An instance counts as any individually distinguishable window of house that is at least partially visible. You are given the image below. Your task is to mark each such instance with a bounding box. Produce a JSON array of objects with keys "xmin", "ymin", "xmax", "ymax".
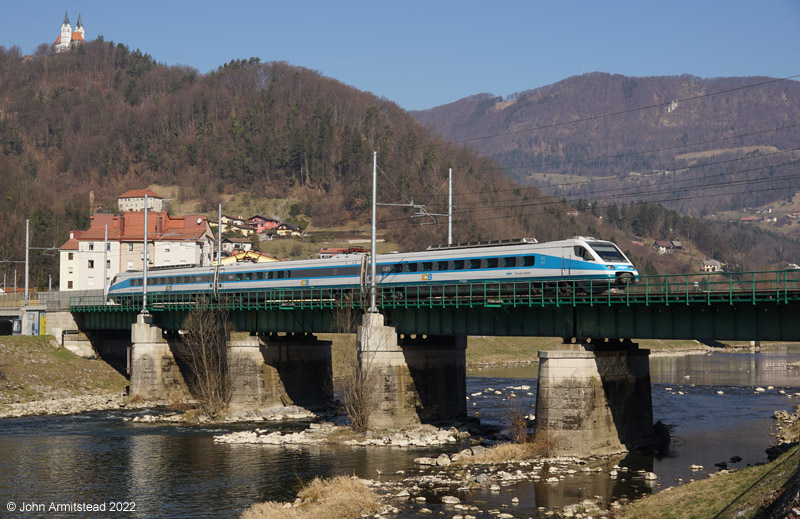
[
  {"xmin": 128, "ymin": 243, "xmax": 134, "ymax": 252},
  {"xmin": 165, "ymin": 246, "xmax": 170, "ymax": 253},
  {"xmin": 106, "ymin": 243, "xmax": 111, "ymax": 251},
  {"xmin": 87, "ymin": 277, "xmax": 95, "ymax": 286},
  {"xmin": 106, "ymin": 260, "xmax": 111, "ymax": 269},
  {"xmin": 68, "ymin": 252, "xmax": 74, "ymax": 260},
  {"xmin": 88, "ymin": 243, "xmax": 94, "ymax": 251},
  {"xmin": 127, "ymin": 261, "xmax": 134, "ymax": 270},
  {"xmin": 68, "ymin": 281, "xmax": 73, "ymax": 289},
  {"xmin": 88, "ymin": 260, "xmax": 94, "ymax": 269},
  {"xmin": 68, "ymin": 266, "xmax": 73, "ymax": 274}
]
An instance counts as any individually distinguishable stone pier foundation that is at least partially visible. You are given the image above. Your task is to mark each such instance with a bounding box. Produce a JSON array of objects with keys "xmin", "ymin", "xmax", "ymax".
[
  {"xmin": 229, "ymin": 333, "xmax": 332, "ymax": 410},
  {"xmin": 358, "ymin": 313, "xmax": 466, "ymax": 428},
  {"xmin": 129, "ymin": 313, "xmax": 189, "ymax": 400},
  {"xmin": 534, "ymin": 340, "xmax": 654, "ymax": 457}
]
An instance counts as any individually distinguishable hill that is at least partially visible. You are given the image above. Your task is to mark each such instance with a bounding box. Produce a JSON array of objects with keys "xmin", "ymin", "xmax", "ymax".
[
  {"xmin": 0, "ymin": 44, "xmax": 798, "ymax": 288},
  {"xmin": 411, "ymin": 73, "xmax": 800, "ymax": 221}
]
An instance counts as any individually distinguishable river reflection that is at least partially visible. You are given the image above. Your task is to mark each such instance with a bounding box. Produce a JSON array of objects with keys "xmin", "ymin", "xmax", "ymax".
[{"xmin": 1, "ymin": 347, "xmax": 799, "ymax": 518}]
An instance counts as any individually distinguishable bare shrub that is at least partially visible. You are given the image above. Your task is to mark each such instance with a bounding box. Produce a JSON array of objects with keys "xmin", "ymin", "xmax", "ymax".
[
  {"xmin": 175, "ymin": 296, "xmax": 232, "ymax": 417},
  {"xmin": 240, "ymin": 475, "xmax": 381, "ymax": 519},
  {"xmin": 505, "ymin": 395, "xmax": 534, "ymax": 444},
  {"xmin": 330, "ymin": 304, "xmax": 380, "ymax": 433}
]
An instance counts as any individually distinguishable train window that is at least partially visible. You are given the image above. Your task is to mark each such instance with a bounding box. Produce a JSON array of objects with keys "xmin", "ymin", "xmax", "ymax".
[
  {"xmin": 422, "ymin": 262, "xmax": 433, "ymax": 271},
  {"xmin": 437, "ymin": 261, "xmax": 449, "ymax": 271},
  {"xmin": 267, "ymin": 271, "xmax": 274, "ymax": 279},
  {"xmin": 452, "ymin": 260, "xmax": 464, "ymax": 270},
  {"xmin": 285, "ymin": 271, "xmax": 291, "ymax": 278},
  {"xmin": 522, "ymin": 256, "xmax": 535, "ymax": 267},
  {"xmin": 332, "ymin": 268, "xmax": 338, "ymax": 276},
  {"xmin": 574, "ymin": 246, "xmax": 594, "ymax": 261},
  {"xmin": 503, "ymin": 257, "xmax": 517, "ymax": 268},
  {"xmin": 468, "ymin": 259, "xmax": 481, "ymax": 269},
  {"xmin": 277, "ymin": 271, "xmax": 284, "ymax": 279},
  {"xmin": 486, "ymin": 258, "xmax": 499, "ymax": 268},
  {"xmin": 407, "ymin": 263, "xmax": 418, "ymax": 273},
  {"xmin": 392, "ymin": 264, "xmax": 403, "ymax": 273}
]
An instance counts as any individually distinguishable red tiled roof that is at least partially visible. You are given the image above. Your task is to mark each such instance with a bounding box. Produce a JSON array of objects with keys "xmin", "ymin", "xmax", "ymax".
[
  {"xmin": 59, "ymin": 230, "xmax": 84, "ymax": 250},
  {"xmin": 54, "ymin": 35, "xmax": 62, "ymax": 45},
  {"xmin": 118, "ymin": 189, "xmax": 163, "ymax": 199},
  {"xmin": 71, "ymin": 32, "xmax": 84, "ymax": 42},
  {"xmin": 64, "ymin": 212, "xmax": 209, "ymax": 245}
]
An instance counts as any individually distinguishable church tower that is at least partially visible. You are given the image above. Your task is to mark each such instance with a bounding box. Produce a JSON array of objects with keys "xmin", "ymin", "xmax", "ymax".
[
  {"xmin": 72, "ymin": 14, "xmax": 85, "ymax": 43},
  {"xmin": 55, "ymin": 11, "xmax": 72, "ymax": 52}
]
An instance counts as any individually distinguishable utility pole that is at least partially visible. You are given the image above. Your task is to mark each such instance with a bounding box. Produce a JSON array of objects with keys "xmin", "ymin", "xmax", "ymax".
[
  {"xmin": 24, "ymin": 219, "xmax": 29, "ymax": 306},
  {"xmin": 142, "ymin": 194, "xmax": 149, "ymax": 314},
  {"xmin": 448, "ymin": 168, "xmax": 453, "ymax": 246},
  {"xmin": 103, "ymin": 224, "xmax": 108, "ymax": 299},
  {"xmin": 369, "ymin": 151, "xmax": 378, "ymax": 313}
]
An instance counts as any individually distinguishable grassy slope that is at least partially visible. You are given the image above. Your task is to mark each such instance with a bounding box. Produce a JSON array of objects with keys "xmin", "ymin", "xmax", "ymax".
[
  {"xmin": 0, "ymin": 336, "xmax": 128, "ymax": 404},
  {"xmin": 615, "ymin": 446, "xmax": 798, "ymax": 519}
]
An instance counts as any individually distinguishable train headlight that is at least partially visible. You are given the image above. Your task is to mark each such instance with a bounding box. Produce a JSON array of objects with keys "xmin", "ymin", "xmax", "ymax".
[{"xmin": 605, "ymin": 265, "xmax": 616, "ymax": 270}]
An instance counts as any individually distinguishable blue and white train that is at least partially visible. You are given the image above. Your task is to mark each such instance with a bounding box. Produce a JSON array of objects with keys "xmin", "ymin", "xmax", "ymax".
[{"xmin": 107, "ymin": 237, "xmax": 638, "ymax": 301}]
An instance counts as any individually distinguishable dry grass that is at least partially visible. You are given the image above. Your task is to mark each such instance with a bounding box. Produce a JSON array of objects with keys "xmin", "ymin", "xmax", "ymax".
[
  {"xmin": 457, "ymin": 436, "xmax": 559, "ymax": 464},
  {"xmin": 613, "ymin": 445, "xmax": 798, "ymax": 519},
  {"xmin": 0, "ymin": 336, "xmax": 127, "ymax": 404},
  {"xmin": 240, "ymin": 476, "xmax": 381, "ymax": 519}
]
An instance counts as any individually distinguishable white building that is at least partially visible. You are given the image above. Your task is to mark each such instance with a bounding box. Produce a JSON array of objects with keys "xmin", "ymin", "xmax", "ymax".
[
  {"xmin": 117, "ymin": 189, "xmax": 167, "ymax": 212},
  {"xmin": 54, "ymin": 12, "xmax": 84, "ymax": 53},
  {"xmin": 59, "ymin": 211, "xmax": 214, "ymax": 292}
]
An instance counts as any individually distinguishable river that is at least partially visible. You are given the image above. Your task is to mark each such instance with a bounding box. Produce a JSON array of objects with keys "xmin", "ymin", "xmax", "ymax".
[{"xmin": 1, "ymin": 347, "xmax": 798, "ymax": 518}]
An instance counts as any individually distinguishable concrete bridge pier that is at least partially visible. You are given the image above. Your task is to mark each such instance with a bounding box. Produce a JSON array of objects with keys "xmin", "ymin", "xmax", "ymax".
[
  {"xmin": 229, "ymin": 333, "xmax": 332, "ymax": 410},
  {"xmin": 358, "ymin": 313, "xmax": 466, "ymax": 428},
  {"xmin": 129, "ymin": 313, "xmax": 189, "ymax": 400},
  {"xmin": 534, "ymin": 339, "xmax": 655, "ymax": 457}
]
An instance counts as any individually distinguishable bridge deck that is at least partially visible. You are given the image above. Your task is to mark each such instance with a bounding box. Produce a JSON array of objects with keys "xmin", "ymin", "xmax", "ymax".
[{"xmin": 68, "ymin": 270, "xmax": 800, "ymax": 312}]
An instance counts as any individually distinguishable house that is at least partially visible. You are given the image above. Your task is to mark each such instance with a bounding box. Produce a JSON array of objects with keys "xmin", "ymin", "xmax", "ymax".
[
  {"xmin": 117, "ymin": 189, "xmax": 166, "ymax": 212},
  {"xmin": 319, "ymin": 246, "xmax": 370, "ymax": 259},
  {"xmin": 248, "ymin": 215, "xmax": 281, "ymax": 234},
  {"xmin": 217, "ymin": 250, "xmax": 279, "ymax": 265},
  {"xmin": 701, "ymin": 259, "xmax": 722, "ymax": 272},
  {"xmin": 220, "ymin": 214, "xmax": 247, "ymax": 234},
  {"xmin": 276, "ymin": 222, "xmax": 302, "ymax": 237},
  {"xmin": 59, "ymin": 211, "xmax": 214, "ymax": 292},
  {"xmin": 652, "ymin": 240, "xmax": 676, "ymax": 254},
  {"xmin": 221, "ymin": 237, "xmax": 253, "ymax": 255}
]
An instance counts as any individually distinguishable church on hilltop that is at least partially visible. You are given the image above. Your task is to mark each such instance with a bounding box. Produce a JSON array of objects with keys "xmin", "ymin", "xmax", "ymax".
[{"xmin": 54, "ymin": 11, "xmax": 85, "ymax": 52}]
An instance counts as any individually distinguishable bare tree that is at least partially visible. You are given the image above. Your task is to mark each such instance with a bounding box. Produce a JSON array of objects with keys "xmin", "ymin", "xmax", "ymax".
[
  {"xmin": 177, "ymin": 297, "xmax": 232, "ymax": 417},
  {"xmin": 331, "ymin": 298, "xmax": 381, "ymax": 433}
]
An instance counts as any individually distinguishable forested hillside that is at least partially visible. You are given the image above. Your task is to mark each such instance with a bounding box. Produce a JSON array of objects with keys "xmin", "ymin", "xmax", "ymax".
[
  {"xmin": 412, "ymin": 73, "xmax": 800, "ymax": 217},
  {"xmin": 0, "ymin": 43, "xmax": 798, "ymax": 289}
]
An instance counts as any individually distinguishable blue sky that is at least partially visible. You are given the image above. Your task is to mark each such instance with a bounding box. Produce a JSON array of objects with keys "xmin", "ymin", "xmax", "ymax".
[{"xmin": 3, "ymin": 1, "xmax": 799, "ymax": 111}]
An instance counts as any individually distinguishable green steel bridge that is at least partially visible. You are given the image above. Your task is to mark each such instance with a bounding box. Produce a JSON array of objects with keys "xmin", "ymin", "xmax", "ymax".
[{"xmin": 70, "ymin": 270, "xmax": 800, "ymax": 342}]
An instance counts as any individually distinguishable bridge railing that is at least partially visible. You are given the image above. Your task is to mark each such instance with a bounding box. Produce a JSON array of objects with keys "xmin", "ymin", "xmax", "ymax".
[{"xmin": 69, "ymin": 269, "xmax": 800, "ymax": 312}]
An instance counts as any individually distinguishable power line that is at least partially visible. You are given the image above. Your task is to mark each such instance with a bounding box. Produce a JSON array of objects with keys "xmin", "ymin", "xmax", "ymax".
[
  {"xmin": 377, "ymin": 160, "xmax": 800, "ymax": 228},
  {"xmin": 446, "ymin": 148, "xmax": 800, "ymax": 211}
]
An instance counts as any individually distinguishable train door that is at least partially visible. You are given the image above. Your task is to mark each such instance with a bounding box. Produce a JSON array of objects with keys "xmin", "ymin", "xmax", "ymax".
[{"xmin": 561, "ymin": 247, "xmax": 572, "ymax": 277}]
